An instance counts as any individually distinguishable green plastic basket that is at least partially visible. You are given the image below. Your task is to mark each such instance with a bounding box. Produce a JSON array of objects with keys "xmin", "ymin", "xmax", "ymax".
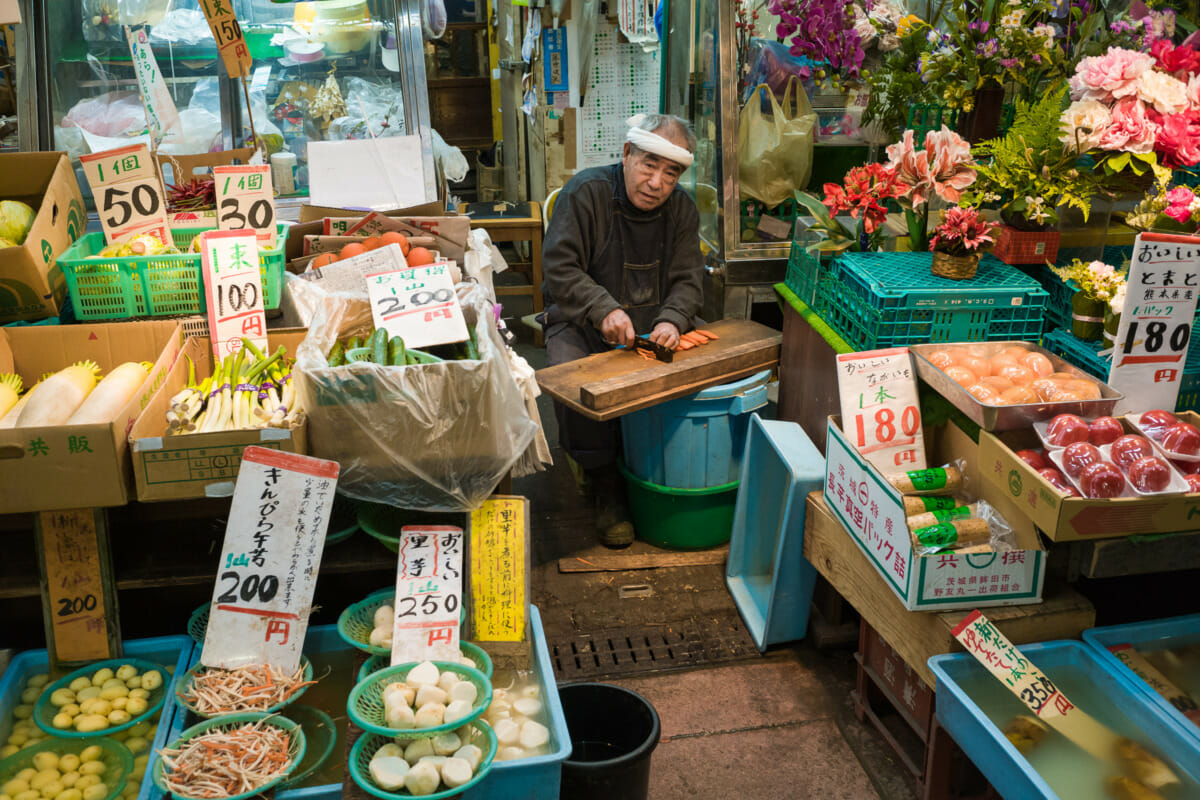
[
  {"xmin": 327, "ymin": 495, "xmax": 360, "ymax": 546},
  {"xmin": 348, "ymin": 719, "xmax": 498, "ymax": 800},
  {"xmin": 57, "ymin": 224, "xmax": 288, "ymax": 321},
  {"xmin": 278, "ymin": 705, "xmax": 337, "ymax": 790},
  {"xmin": 186, "ymin": 603, "xmax": 210, "ymax": 644},
  {"xmin": 174, "ymin": 657, "xmax": 315, "ymax": 718},
  {"xmin": 358, "ymin": 642, "xmax": 494, "ymax": 683},
  {"xmin": 0, "ymin": 736, "xmax": 134, "ymax": 800},
  {"xmin": 152, "ymin": 712, "xmax": 306, "ymax": 800},
  {"xmin": 33, "ymin": 658, "xmax": 170, "ymax": 738},
  {"xmin": 347, "ymin": 662, "xmax": 492, "ymax": 737},
  {"xmin": 339, "ymin": 589, "xmax": 469, "ymax": 656}
]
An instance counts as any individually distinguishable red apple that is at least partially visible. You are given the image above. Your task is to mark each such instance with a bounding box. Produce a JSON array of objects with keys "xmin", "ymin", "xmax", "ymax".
[
  {"xmin": 1080, "ymin": 462, "xmax": 1127, "ymax": 498},
  {"xmin": 1128, "ymin": 456, "xmax": 1173, "ymax": 493},
  {"xmin": 1046, "ymin": 414, "xmax": 1090, "ymax": 446},
  {"xmin": 1162, "ymin": 423, "xmax": 1200, "ymax": 456},
  {"xmin": 1111, "ymin": 435, "xmax": 1156, "ymax": 471},
  {"xmin": 1138, "ymin": 409, "xmax": 1178, "ymax": 440},
  {"xmin": 1016, "ymin": 449, "xmax": 1048, "ymax": 471},
  {"xmin": 1088, "ymin": 416, "xmax": 1124, "ymax": 446},
  {"xmin": 1186, "ymin": 474, "xmax": 1200, "ymax": 493},
  {"xmin": 1061, "ymin": 442, "xmax": 1104, "ymax": 478},
  {"xmin": 1037, "ymin": 467, "xmax": 1080, "ymax": 496}
]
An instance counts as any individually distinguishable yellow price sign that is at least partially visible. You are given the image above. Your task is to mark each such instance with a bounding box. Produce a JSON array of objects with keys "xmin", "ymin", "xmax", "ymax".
[{"xmin": 468, "ymin": 497, "xmax": 529, "ymax": 643}]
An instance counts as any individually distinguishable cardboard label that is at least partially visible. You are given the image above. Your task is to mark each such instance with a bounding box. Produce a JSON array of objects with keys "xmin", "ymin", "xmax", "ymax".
[
  {"xmin": 198, "ymin": 0, "xmax": 252, "ymax": 78},
  {"xmin": 469, "ymin": 497, "xmax": 528, "ymax": 643},
  {"xmin": 214, "ymin": 164, "xmax": 277, "ymax": 248},
  {"xmin": 199, "ymin": 230, "xmax": 268, "ymax": 359},
  {"xmin": 126, "ymin": 28, "xmax": 181, "ymax": 145},
  {"xmin": 543, "ymin": 27, "xmax": 569, "ymax": 92},
  {"xmin": 201, "ymin": 447, "xmax": 339, "ymax": 671},
  {"xmin": 367, "ymin": 263, "xmax": 469, "ymax": 349},
  {"xmin": 1111, "ymin": 233, "xmax": 1200, "ymax": 414},
  {"xmin": 837, "ymin": 348, "xmax": 926, "ymax": 472},
  {"xmin": 1109, "ymin": 644, "xmax": 1200, "ymax": 725},
  {"xmin": 391, "ymin": 526, "xmax": 464, "ymax": 665},
  {"xmin": 41, "ymin": 510, "xmax": 111, "ymax": 663},
  {"xmin": 79, "ymin": 144, "xmax": 171, "ymax": 244}
]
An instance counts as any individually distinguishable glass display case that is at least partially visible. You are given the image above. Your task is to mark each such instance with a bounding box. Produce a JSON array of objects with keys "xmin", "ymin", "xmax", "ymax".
[{"xmin": 22, "ymin": 0, "xmax": 435, "ymax": 209}]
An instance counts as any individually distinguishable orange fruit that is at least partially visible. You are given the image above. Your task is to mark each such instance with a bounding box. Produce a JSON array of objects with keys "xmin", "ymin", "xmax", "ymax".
[
  {"xmin": 309, "ymin": 252, "xmax": 337, "ymax": 270},
  {"xmin": 380, "ymin": 231, "xmax": 410, "ymax": 254},
  {"xmin": 363, "ymin": 236, "xmax": 383, "ymax": 251},
  {"xmin": 406, "ymin": 246, "xmax": 434, "ymax": 266},
  {"xmin": 340, "ymin": 242, "xmax": 367, "ymax": 259}
]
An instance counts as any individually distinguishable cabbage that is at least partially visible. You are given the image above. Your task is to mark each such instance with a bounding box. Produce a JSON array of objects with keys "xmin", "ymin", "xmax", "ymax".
[
  {"xmin": 0, "ymin": 236, "xmax": 17, "ymax": 249},
  {"xmin": 0, "ymin": 200, "xmax": 35, "ymax": 245}
]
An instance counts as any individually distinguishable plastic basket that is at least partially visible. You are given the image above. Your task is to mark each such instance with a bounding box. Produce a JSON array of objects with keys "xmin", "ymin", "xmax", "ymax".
[
  {"xmin": 174, "ymin": 657, "xmax": 315, "ymax": 718},
  {"xmin": 347, "ymin": 662, "xmax": 492, "ymax": 738},
  {"xmin": 784, "ymin": 239, "xmax": 830, "ymax": 309},
  {"xmin": 152, "ymin": 712, "xmax": 306, "ymax": 800},
  {"xmin": 0, "ymin": 736, "xmax": 134, "ymax": 800},
  {"xmin": 32, "ymin": 658, "xmax": 170, "ymax": 739},
  {"xmin": 186, "ymin": 602, "xmax": 210, "ymax": 644},
  {"xmin": 338, "ymin": 590, "xmax": 398, "ymax": 656},
  {"xmin": 358, "ymin": 642, "xmax": 495, "ymax": 684},
  {"xmin": 58, "ymin": 225, "xmax": 288, "ymax": 321},
  {"xmin": 906, "ymin": 102, "xmax": 1014, "ymax": 140},
  {"xmin": 993, "ymin": 226, "xmax": 1060, "ymax": 265},
  {"xmin": 1015, "ymin": 264, "xmax": 1075, "ymax": 330},
  {"xmin": 348, "ymin": 719, "xmax": 498, "ymax": 800},
  {"xmin": 278, "ymin": 705, "xmax": 338, "ymax": 791}
]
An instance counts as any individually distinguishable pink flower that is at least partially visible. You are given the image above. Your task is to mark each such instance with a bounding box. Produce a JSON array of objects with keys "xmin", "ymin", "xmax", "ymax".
[
  {"xmin": 1190, "ymin": 74, "xmax": 1200, "ymax": 111},
  {"xmin": 1099, "ymin": 97, "xmax": 1159, "ymax": 153},
  {"xmin": 1070, "ymin": 48, "xmax": 1157, "ymax": 104},
  {"xmin": 1155, "ymin": 110, "xmax": 1200, "ymax": 167},
  {"xmin": 1164, "ymin": 187, "xmax": 1198, "ymax": 222},
  {"xmin": 1151, "ymin": 39, "xmax": 1200, "ymax": 80},
  {"xmin": 1138, "ymin": 69, "xmax": 1191, "ymax": 115},
  {"xmin": 885, "ymin": 126, "xmax": 976, "ymax": 209}
]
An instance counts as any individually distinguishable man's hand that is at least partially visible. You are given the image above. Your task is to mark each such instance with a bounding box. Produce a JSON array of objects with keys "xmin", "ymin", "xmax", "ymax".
[
  {"xmin": 648, "ymin": 321, "xmax": 680, "ymax": 351},
  {"xmin": 601, "ymin": 309, "xmax": 636, "ymax": 348}
]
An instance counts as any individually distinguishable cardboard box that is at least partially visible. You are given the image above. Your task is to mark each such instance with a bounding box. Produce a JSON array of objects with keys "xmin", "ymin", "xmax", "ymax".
[
  {"xmin": 979, "ymin": 413, "xmax": 1200, "ymax": 542},
  {"xmin": 130, "ymin": 331, "xmax": 309, "ymax": 502},
  {"xmin": 0, "ymin": 152, "xmax": 87, "ymax": 322},
  {"xmin": 824, "ymin": 416, "xmax": 1046, "ymax": 610},
  {"xmin": 0, "ymin": 321, "xmax": 182, "ymax": 512}
]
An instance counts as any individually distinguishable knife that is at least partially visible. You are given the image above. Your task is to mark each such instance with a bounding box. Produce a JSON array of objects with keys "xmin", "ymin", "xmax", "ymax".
[{"xmin": 615, "ymin": 335, "xmax": 674, "ymax": 363}]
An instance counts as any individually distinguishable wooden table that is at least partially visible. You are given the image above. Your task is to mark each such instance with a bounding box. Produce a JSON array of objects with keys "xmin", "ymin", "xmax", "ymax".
[{"xmin": 458, "ymin": 202, "xmax": 544, "ymax": 344}]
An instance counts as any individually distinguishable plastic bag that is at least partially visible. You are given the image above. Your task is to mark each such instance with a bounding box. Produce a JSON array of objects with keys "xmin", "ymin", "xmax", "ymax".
[
  {"xmin": 327, "ymin": 77, "xmax": 407, "ymax": 139},
  {"xmin": 910, "ymin": 499, "xmax": 1017, "ymax": 557},
  {"xmin": 295, "ymin": 283, "xmax": 540, "ymax": 510},
  {"xmin": 741, "ymin": 39, "xmax": 815, "ymax": 105},
  {"xmin": 432, "ymin": 129, "xmax": 468, "ymax": 183},
  {"xmin": 423, "ymin": 0, "xmax": 448, "ymax": 40},
  {"xmin": 149, "ymin": 9, "xmax": 214, "ymax": 45},
  {"xmin": 737, "ymin": 79, "xmax": 815, "ymax": 208},
  {"xmin": 62, "ymin": 90, "xmax": 146, "ymax": 138},
  {"xmin": 159, "ymin": 108, "xmax": 222, "ymax": 156}
]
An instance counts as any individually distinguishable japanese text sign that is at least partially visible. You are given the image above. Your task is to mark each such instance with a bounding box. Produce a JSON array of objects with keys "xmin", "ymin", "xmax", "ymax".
[
  {"xmin": 367, "ymin": 263, "xmax": 469, "ymax": 349},
  {"xmin": 1110, "ymin": 233, "xmax": 1200, "ymax": 415},
  {"xmin": 200, "ymin": 230, "xmax": 268, "ymax": 359},
  {"xmin": 1108, "ymin": 644, "xmax": 1200, "ymax": 726},
  {"xmin": 79, "ymin": 144, "xmax": 171, "ymax": 245},
  {"xmin": 468, "ymin": 497, "xmax": 529, "ymax": 643},
  {"xmin": 202, "ymin": 447, "xmax": 339, "ymax": 671},
  {"xmin": 214, "ymin": 164, "xmax": 277, "ymax": 248},
  {"xmin": 198, "ymin": 0, "xmax": 252, "ymax": 78},
  {"xmin": 391, "ymin": 526, "xmax": 464, "ymax": 665},
  {"xmin": 837, "ymin": 348, "xmax": 927, "ymax": 472},
  {"xmin": 40, "ymin": 510, "xmax": 111, "ymax": 663},
  {"xmin": 126, "ymin": 28, "xmax": 181, "ymax": 145}
]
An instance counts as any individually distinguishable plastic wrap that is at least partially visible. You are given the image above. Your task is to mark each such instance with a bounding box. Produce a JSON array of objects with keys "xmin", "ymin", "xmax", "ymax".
[
  {"xmin": 295, "ymin": 284, "xmax": 540, "ymax": 510},
  {"xmin": 910, "ymin": 499, "xmax": 1017, "ymax": 557},
  {"xmin": 327, "ymin": 77, "xmax": 407, "ymax": 140},
  {"xmin": 741, "ymin": 39, "xmax": 815, "ymax": 105}
]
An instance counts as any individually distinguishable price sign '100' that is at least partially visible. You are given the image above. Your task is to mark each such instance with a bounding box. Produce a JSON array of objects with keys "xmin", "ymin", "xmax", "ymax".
[{"xmin": 214, "ymin": 281, "xmax": 261, "ymax": 316}]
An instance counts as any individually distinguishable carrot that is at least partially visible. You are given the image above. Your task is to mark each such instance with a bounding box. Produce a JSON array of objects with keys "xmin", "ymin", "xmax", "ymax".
[
  {"xmin": 695, "ymin": 329, "xmax": 719, "ymax": 340},
  {"xmin": 683, "ymin": 330, "xmax": 705, "ymax": 344},
  {"xmin": 677, "ymin": 340, "xmax": 695, "ymax": 350}
]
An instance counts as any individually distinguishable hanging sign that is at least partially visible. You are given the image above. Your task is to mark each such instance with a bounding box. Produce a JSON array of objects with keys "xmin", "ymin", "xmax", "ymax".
[
  {"xmin": 201, "ymin": 447, "xmax": 339, "ymax": 671},
  {"xmin": 79, "ymin": 144, "xmax": 171, "ymax": 245},
  {"xmin": 1110, "ymin": 233, "xmax": 1200, "ymax": 415},
  {"xmin": 391, "ymin": 526, "xmax": 464, "ymax": 665},
  {"xmin": 468, "ymin": 496, "xmax": 529, "ymax": 644},
  {"xmin": 200, "ymin": 229, "xmax": 268, "ymax": 359},
  {"xmin": 214, "ymin": 164, "xmax": 277, "ymax": 248},
  {"xmin": 837, "ymin": 348, "xmax": 927, "ymax": 472},
  {"xmin": 366, "ymin": 263, "xmax": 469, "ymax": 349},
  {"xmin": 126, "ymin": 27, "xmax": 182, "ymax": 145},
  {"xmin": 40, "ymin": 510, "xmax": 112, "ymax": 663},
  {"xmin": 198, "ymin": 0, "xmax": 253, "ymax": 78}
]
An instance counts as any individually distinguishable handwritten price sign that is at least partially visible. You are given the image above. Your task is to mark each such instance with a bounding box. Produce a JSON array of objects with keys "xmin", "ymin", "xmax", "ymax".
[
  {"xmin": 392, "ymin": 526, "xmax": 464, "ymax": 665},
  {"xmin": 202, "ymin": 448, "xmax": 339, "ymax": 672},
  {"xmin": 837, "ymin": 348, "xmax": 926, "ymax": 472},
  {"xmin": 198, "ymin": 0, "xmax": 252, "ymax": 78},
  {"xmin": 79, "ymin": 144, "xmax": 171, "ymax": 245},
  {"xmin": 40, "ymin": 510, "xmax": 113, "ymax": 663},
  {"xmin": 214, "ymin": 164, "xmax": 277, "ymax": 248},
  {"xmin": 200, "ymin": 229, "xmax": 268, "ymax": 359},
  {"xmin": 366, "ymin": 263, "xmax": 469, "ymax": 350}
]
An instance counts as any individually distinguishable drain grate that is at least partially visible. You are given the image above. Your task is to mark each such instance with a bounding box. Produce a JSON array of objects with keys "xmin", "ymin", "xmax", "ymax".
[{"xmin": 549, "ymin": 614, "xmax": 760, "ymax": 681}]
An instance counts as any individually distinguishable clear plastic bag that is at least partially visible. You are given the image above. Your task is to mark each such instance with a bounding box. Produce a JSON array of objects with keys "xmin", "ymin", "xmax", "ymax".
[
  {"xmin": 327, "ymin": 77, "xmax": 407, "ymax": 139},
  {"xmin": 295, "ymin": 283, "xmax": 540, "ymax": 510},
  {"xmin": 423, "ymin": 0, "xmax": 448, "ymax": 40}
]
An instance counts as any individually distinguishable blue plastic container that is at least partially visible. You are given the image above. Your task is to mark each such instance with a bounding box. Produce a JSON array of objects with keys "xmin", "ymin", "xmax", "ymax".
[
  {"xmin": 620, "ymin": 369, "xmax": 771, "ymax": 488},
  {"xmin": 1082, "ymin": 613, "xmax": 1200, "ymax": 749},
  {"xmin": 726, "ymin": 416, "xmax": 824, "ymax": 651},
  {"xmin": 0, "ymin": 635, "xmax": 194, "ymax": 800},
  {"xmin": 930, "ymin": 640, "xmax": 1200, "ymax": 800}
]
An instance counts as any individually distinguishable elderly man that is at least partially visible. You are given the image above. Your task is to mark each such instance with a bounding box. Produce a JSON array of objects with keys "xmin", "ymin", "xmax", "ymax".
[{"xmin": 541, "ymin": 113, "xmax": 704, "ymax": 547}]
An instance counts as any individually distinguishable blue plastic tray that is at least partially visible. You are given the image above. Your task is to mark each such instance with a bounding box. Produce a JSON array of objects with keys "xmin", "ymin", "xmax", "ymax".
[
  {"xmin": 1082, "ymin": 613, "xmax": 1200, "ymax": 749},
  {"xmin": 930, "ymin": 640, "xmax": 1200, "ymax": 800},
  {"xmin": 726, "ymin": 415, "xmax": 823, "ymax": 651}
]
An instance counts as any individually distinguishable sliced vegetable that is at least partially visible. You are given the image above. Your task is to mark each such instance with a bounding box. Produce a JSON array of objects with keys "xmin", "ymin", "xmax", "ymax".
[
  {"xmin": 16, "ymin": 361, "xmax": 101, "ymax": 427},
  {"xmin": 66, "ymin": 361, "xmax": 152, "ymax": 424}
]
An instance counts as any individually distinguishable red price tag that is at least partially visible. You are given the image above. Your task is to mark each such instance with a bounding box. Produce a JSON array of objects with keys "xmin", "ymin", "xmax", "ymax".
[{"xmin": 837, "ymin": 348, "xmax": 927, "ymax": 471}]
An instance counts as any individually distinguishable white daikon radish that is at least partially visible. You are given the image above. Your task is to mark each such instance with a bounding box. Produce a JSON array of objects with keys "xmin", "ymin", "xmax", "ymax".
[
  {"xmin": 444, "ymin": 700, "xmax": 473, "ymax": 726},
  {"xmin": 416, "ymin": 686, "xmax": 447, "ymax": 708},
  {"xmin": 17, "ymin": 362, "xmax": 100, "ymax": 427},
  {"xmin": 369, "ymin": 755, "xmax": 410, "ymax": 791},
  {"xmin": 386, "ymin": 702, "xmax": 416, "ymax": 729},
  {"xmin": 454, "ymin": 744, "xmax": 483, "ymax": 771},
  {"xmin": 513, "ymin": 697, "xmax": 541, "ymax": 717},
  {"xmin": 404, "ymin": 761, "xmax": 441, "ymax": 796},
  {"xmin": 415, "ymin": 702, "xmax": 446, "ymax": 728},
  {"xmin": 520, "ymin": 720, "xmax": 550, "ymax": 749},
  {"xmin": 497, "ymin": 746, "xmax": 524, "ymax": 761},
  {"xmin": 494, "ymin": 718, "xmax": 520, "ymax": 746},
  {"xmin": 406, "ymin": 662, "xmax": 440, "ymax": 688},
  {"xmin": 450, "ymin": 681, "xmax": 478, "ymax": 705},
  {"xmin": 66, "ymin": 362, "xmax": 150, "ymax": 424},
  {"xmin": 437, "ymin": 672, "xmax": 459, "ymax": 694},
  {"xmin": 373, "ymin": 605, "xmax": 395, "ymax": 629},
  {"xmin": 432, "ymin": 732, "xmax": 461, "ymax": 756},
  {"xmin": 0, "ymin": 390, "xmax": 33, "ymax": 428},
  {"xmin": 0, "ymin": 373, "xmax": 21, "ymax": 419},
  {"xmin": 404, "ymin": 738, "xmax": 434, "ymax": 763},
  {"xmin": 441, "ymin": 757, "xmax": 473, "ymax": 789}
]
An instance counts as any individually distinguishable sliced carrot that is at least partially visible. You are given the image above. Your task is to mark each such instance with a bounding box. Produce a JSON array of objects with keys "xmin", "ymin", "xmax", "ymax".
[
  {"xmin": 695, "ymin": 329, "xmax": 719, "ymax": 340},
  {"xmin": 677, "ymin": 340, "xmax": 695, "ymax": 350},
  {"xmin": 684, "ymin": 330, "xmax": 707, "ymax": 344}
]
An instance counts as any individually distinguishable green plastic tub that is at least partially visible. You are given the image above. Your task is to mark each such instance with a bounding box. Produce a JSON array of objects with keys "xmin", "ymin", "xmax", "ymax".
[{"xmin": 617, "ymin": 462, "xmax": 738, "ymax": 549}]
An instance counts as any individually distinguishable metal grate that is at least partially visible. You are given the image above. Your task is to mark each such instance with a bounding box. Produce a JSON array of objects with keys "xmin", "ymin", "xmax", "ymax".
[{"xmin": 549, "ymin": 614, "xmax": 760, "ymax": 681}]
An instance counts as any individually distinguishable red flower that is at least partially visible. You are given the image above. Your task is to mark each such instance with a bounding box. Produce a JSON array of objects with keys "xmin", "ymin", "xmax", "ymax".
[
  {"xmin": 822, "ymin": 164, "xmax": 907, "ymax": 233},
  {"xmin": 1151, "ymin": 39, "xmax": 1200, "ymax": 80},
  {"xmin": 1155, "ymin": 109, "xmax": 1200, "ymax": 168}
]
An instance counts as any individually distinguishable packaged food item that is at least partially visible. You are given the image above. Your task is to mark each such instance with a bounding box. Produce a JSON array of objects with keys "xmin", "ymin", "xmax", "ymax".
[{"xmin": 886, "ymin": 463, "xmax": 963, "ymax": 495}]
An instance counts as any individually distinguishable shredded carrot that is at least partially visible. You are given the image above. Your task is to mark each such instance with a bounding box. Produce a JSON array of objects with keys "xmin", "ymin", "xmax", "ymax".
[
  {"xmin": 159, "ymin": 718, "xmax": 295, "ymax": 799},
  {"xmin": 183, "ymin": 664, "xmax": 315, "ymax": 715}
]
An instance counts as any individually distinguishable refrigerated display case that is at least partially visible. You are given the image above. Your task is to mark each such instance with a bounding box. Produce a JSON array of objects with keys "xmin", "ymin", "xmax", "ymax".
[{"xmin": 20, "ymin": 0, "xmax": 436, "ymax": 212}]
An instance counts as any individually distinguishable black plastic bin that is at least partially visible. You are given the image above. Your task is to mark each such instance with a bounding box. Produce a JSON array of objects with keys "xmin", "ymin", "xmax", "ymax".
[{"xmin": 558, "ymin": 682, "xmax": 661, "ymax": 800}]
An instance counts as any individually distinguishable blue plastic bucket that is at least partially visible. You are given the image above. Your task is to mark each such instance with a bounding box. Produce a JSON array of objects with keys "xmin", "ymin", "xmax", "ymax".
[{"xmin": 620, "ymin": 369, "xmax": 771, "ymax": 488}]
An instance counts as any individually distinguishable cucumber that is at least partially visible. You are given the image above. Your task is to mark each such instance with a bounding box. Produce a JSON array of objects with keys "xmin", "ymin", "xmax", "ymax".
[
  {"xmin": 346, "ymin": 336, "xmax": 364, "ymax": 352},
  {"xmin": 465, "ymin": 325, "xmax": 480, "ymax": 360},
  {"xmin": 389, "ymin": 336, "xmax": 407, "ymax": 366},
  {"xmin": 372, "ymin": 329, "xmax": 389, "ymax": 365},
  {"xmin": 328, "ymin": 341, "xmax": 346, "ymax": 367}
]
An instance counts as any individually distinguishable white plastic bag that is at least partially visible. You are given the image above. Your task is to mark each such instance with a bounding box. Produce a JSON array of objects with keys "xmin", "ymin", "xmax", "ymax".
[
  {"xmin": 432, "ymin": 129, "xmax": 468, "ymax": 183},
  {"xmin": 423, "ymin": 0, "xmax": 447, "ymax": 40}
]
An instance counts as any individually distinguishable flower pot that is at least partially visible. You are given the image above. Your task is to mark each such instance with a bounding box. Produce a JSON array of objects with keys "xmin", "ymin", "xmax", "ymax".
[
  {"xmin": 931, "ymin": 250, "xmax": 981, "ymax": 280},
  {"xmin": 1103, "ymin": 306, "xmax": 1122, "ymax": 349},
  {"xmin": 1072, "ymin": 293, "xmax": 1105, "ymax": 342},
  {"xmin": 993, "ymin": 225, "xmax": 1061, "ymax": 265},
  {"xmin": 957, "ymin": 86, "xmax": 1006, "ymax": 144}
]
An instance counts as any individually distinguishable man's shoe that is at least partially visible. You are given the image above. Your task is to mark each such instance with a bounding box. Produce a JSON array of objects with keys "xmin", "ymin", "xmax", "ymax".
[{"xmin": 589, "ymin": 464, "xmax": 636, "ymax": 548}]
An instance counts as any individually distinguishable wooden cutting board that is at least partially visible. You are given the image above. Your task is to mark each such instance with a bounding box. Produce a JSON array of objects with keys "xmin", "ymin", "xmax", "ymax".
[{"xmin": 535, "ymin": 318, "xmax": 782, "ymax": 421}]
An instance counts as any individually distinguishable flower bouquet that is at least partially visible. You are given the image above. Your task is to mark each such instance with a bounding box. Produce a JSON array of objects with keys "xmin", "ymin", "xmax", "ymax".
[
  {"xmin": 928, "ymin": 206, "xmax": 998, "ymax": 279},
  {"xmin": 1127, "ymin": 182, "xmax": 1200, "ymax": 231},
  {"xmin": 885, "ymin": 125, "xmax": 977, "ymax": 250},
  {"xmin": 1052, "ymin": 258, "xmax": 1128, "ymax": 340},
  {"xmin": 793, "ymin": 163, "xmax": 908, "ymax": 253}
]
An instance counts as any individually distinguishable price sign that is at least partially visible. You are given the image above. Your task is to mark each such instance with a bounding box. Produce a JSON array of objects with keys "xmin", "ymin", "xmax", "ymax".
[
  {"xmin": 468, "ymin": 497, "xmax": 529, "ymax": 645},
  {"xmin": 391, "ymin": 526, "xmax": 464, "ymax": 665},
  {"xmin": 79, "ymin": 144, "xmax": 171, "ymax": 244},
  {"xmin": 214, "ymin": 164, "xmax": 277, "ymax": 248},
  {"xmin": 1110, "ymin": 233, "xmax": 1200, "ymax": 415},
  {"xmin": 126, "ymin": 28, "xmax": 181, "ymax": 145},
  {"xmin": 1108, "ymin": 644, "xmax": 1200, "ymax": 725},
  {"xmin": 202, "ymin": 447, "xmax": 339, "ymax": 671},
  {"xmin": 39, "ymin": 510, "xmax": 115, "ymax": 664},
  {"xmin": 200, "ymin": 229, "xmax": 268, "ymax": 359},
  {"xmin": 198, "ymin": 0, "xmax": 252, "ymax": 78},
  {"xmin": 366, "ymin": 263, "xmax": 470, "ymax": 349},
  {"xmin": 837, "ymin": 348, "xmax": 926, "ymax": 472}
]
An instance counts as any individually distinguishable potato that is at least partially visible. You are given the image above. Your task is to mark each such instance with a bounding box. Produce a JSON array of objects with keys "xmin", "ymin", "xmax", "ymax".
[
  {"xmin": 14, "ymin": 791, "xmax": 41, "ymax": 800},
  {"xmin": 29, "ymin": 773, "xmax": 58, "ymax": 791},
  {"xmin": 107, "ymin": 710, "xmax": 131, "ymax": 726},
  {"xmin": 39, "ymin": 781, "xmax": 64, "ymax": 798},
  {"xmin": 139, "ymin": 671, "xmax": 162, "ymax": 692},
  {"xmin": 15, "ymin": 772, "xmax": 36, "ymax": 784},
  {"xmin": 122, "ymin": 677, "xmax": 140, "ymax": 690},
  {"xmin": 108, "ymin": 698, "xmax": 126, "ymax": 711},
  {"xmin": 99, "ymin": 687, "xmax": 127, "ymax": 702},
  {"xmin": 0, "ymin": 746, "xmax": 19, "ymax": 759},
  {"xmin": 27, "ymin": 675, "xmax": 49, "ymax": 689},
  {"xmin": 60, "ymin": 704, "xmax": 80, "ymax": 718},
  {"xmin": 78, "ymin": 746, "xmax": 102, "ymax": 763},
  {"xmin": 90, "ymin": 669, "xmax": 114, "ymax": 687},
  {"xmin": 127, "ymin": 689, "xmax": 148, "ymax": 701},
  {"xmin": 78, "ymin": 700, "xmax": 110, "ymax": 717},
  {"xmin": 122, "ymin": 737, "xmax": 148, "ymax": 756},
  {"xmin": 80, "ymin": 786, "xmax": 106, "ymax": 800},
  {"xmin": 114, "ymin": 666, "xmax": 137, "ymax": 682},
  {"xmin": 57, "ymin": 757, "xmax": 79, "ymax": 775},
  {"xmin": 19, "ymin": 688, "xmax": 40, "ymax": 705},
  {"xmin": 100, "ymin": 679, "xmax": 125, "ymax": 692},
  {"xmin": 31, "ymin": 753, "xmax": 58, "ymax": 773},
  {"xmin": 74, "ymin": 688, "xmax": 100, "ymax": 703},
  {"xmin": 54, "ymin": 790, "xmax": 82, "ymax": 800},
  {"xmin": 57, "ymin": 774, "xmax": 78, "ymax": 789},
  {"xmin": 51, "ymin": 714, "xmax": 73, "ymax": 731},
  {"xmin": 49, "ymin": 690, "xmax": 75, "ymax": 708},
  {"xmin": 2, "ymin": 782, "xmax": 29, "ymax": 797},
  {"xmin": 71, "ymin": 778, "xmax": 98, "ymax": 792},
  {"xmin": 124, "ymin": 698, "xmax": 148, "ymax": 717},
  {"xmin": 7, "ymin": 732, "xmax": 27, "ymax": 746},
  {"xmin": 67, "ymin": 678, "xmax": 91, "ymax": 694},
  {"xmin": 77, "ymin": 763, "xmax": 105, "ymax": 778},
  {"xmin": 74, "ymin": 714, "xmax": 109, "ymax": 733}
]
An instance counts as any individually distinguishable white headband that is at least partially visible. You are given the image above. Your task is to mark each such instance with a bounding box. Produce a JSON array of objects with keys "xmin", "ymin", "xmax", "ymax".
[{"xmin": 625, "ymin": 114, "xmax": 694, "ymax": 168}]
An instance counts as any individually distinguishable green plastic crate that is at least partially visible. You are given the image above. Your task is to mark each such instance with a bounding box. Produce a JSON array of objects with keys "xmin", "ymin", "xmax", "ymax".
[
  {"xmin": 784, "ymin": 239, "xmax": 831, "ymax": 309},
  {"xmin": 58, "ymin": 224, "xmax": 288, "ymax": 321},
  {"xmin": 906, "ymin": 103, "xmax": 1015, "ymax": 140}
]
